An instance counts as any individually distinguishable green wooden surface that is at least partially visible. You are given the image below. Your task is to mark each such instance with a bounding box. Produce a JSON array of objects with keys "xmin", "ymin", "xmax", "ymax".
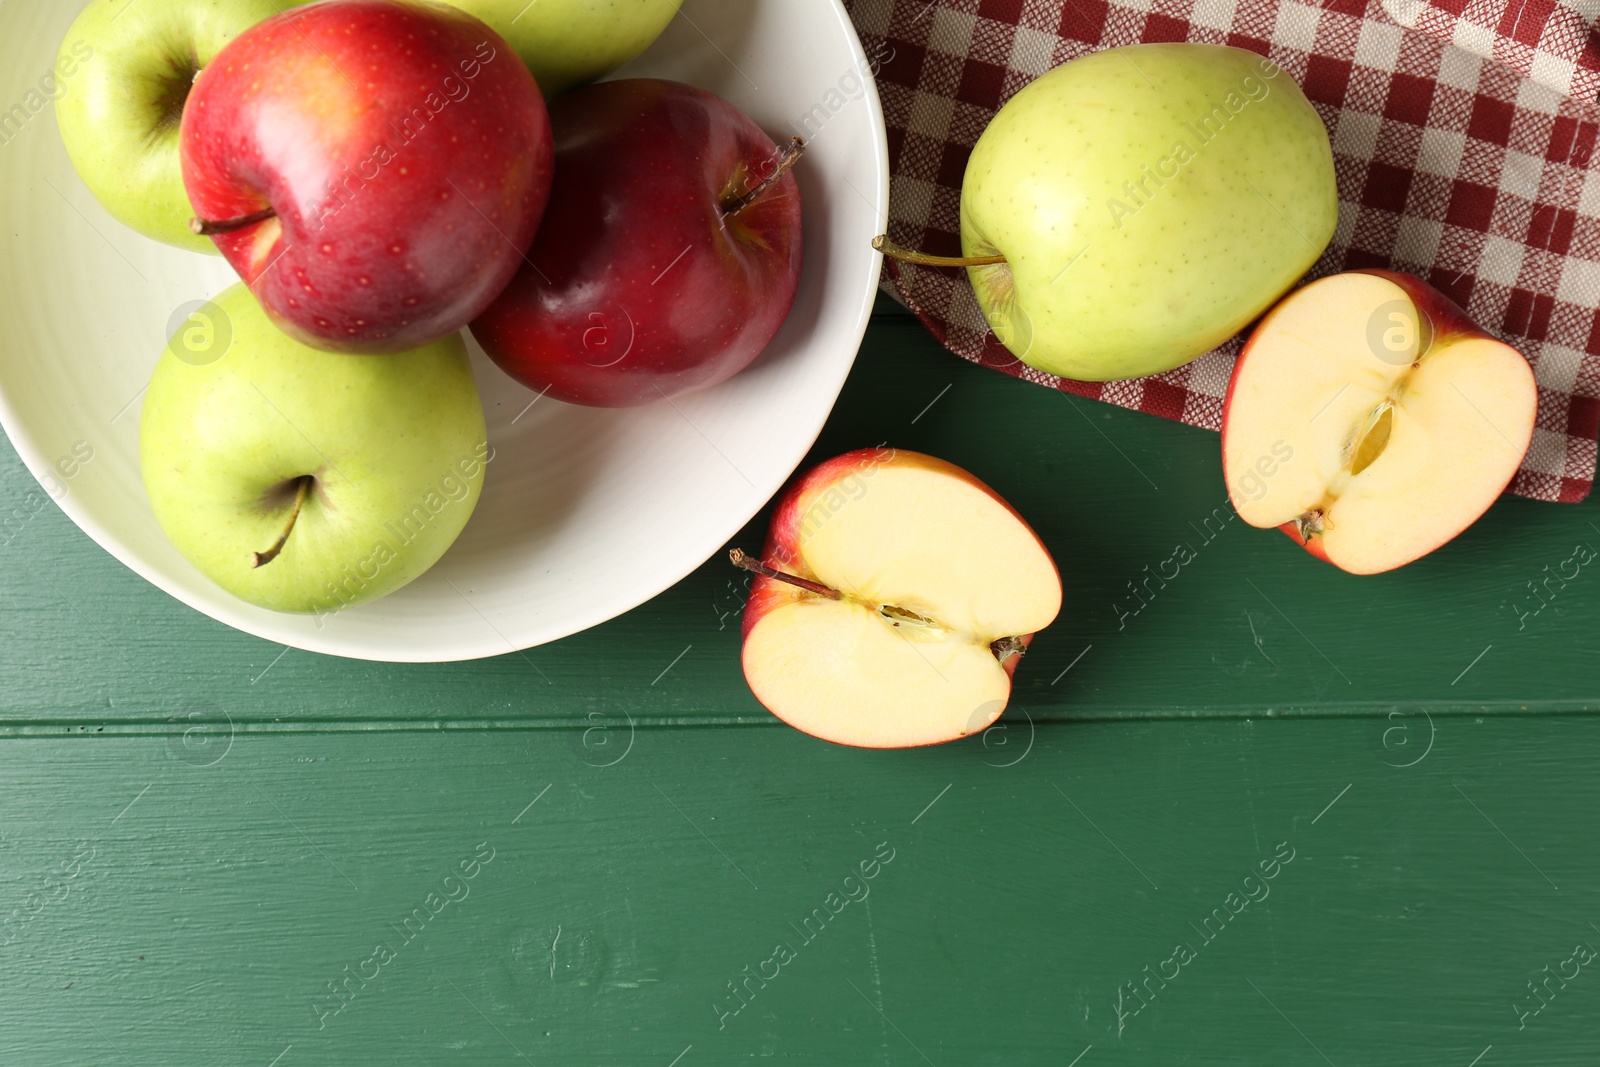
[
  {"xmin": 3, "ymin": 300, "xmax": 1599, "ymax": 1064},
  {"xmin": 2, "ymin": 720, "xmax": 1598, "ymax": 1065},
  {"xmin": 4, "ymin": 297, "xmax": 1600, "ymax": 729}
]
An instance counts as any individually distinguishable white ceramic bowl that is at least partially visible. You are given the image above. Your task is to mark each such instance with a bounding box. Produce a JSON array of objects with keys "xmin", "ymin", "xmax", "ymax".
[{"xmin": 0, "ymin": 0, "xmax": 888, "ymax": 661}]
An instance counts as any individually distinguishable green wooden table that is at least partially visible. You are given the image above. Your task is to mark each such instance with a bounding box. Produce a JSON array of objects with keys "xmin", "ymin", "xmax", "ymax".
[{"xmin": 3, "ymin": 298, "xmax": 1598, "ymax": 1065}]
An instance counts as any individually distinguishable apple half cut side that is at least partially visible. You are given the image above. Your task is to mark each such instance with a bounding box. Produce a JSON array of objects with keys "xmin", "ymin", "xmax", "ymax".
[
  {"xmin": 737, "ymin": 449, "xmax": 1062, "ymax": 749},
  {"xmin": 1221, "ymin": 269, "xmax": 1538, "ymax": 575}
]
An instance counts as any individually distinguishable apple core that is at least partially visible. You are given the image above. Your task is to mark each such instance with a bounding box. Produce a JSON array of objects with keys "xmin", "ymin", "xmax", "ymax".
[{"xmin": 731, "ymin": 549, "xmax": 1028, "ymax": 666}]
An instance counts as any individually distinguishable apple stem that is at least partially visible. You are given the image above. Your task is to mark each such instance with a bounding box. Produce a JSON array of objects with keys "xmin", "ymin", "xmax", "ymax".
[
  {"xmin": 253, "ymin": 475, "xmax": 314, "ymax": 569},
  {"xmin": 191, "ymin": 206, "xmax": 278, "ymax": 237},
  {"xmin": 728, "ymin": 548, "xmax": 841, "ymax": 600},
  {"xmin": 990, "ymin": 636, "xmax": 1026, "ymax": 663},
  {"xmin": 722, "ymin": 138, "xmax": 806, "ymax": 218},
  {"xmin": 871, "ymin": 235, "xmax": 1007, "ymax": 268}
]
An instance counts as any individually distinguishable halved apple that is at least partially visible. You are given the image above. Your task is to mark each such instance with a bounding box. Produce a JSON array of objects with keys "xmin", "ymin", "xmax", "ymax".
[
  {"xmin": 1222, "ymin": 270, "xmax": 1537, "ymax": 575},
  {"xmin": 736, "ymin": 449, "xmax": 1062, "ymax": 749}
]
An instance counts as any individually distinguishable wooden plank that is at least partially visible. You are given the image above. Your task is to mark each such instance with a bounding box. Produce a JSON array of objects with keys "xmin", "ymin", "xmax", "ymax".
[
  {"xmin": 0, "ymin": 716, "xmax": 1594, "ymax": 1064},
  {"xmin": 1, "ymin": 310, "xmax": 1596, "ymax": 724}
]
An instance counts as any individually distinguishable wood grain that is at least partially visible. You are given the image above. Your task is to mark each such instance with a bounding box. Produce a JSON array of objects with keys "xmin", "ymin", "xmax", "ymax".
[
  {"xmin": 0, "ymin": 718, "xmax": 1595, "ymax": 1064},
  {"xmin": 1, "ymin": 307, "xmax": 1598, "ymax": 727},
  {"xmin": 1, "ymin": 303, "xmax": 1597, "ymax": 1065}
]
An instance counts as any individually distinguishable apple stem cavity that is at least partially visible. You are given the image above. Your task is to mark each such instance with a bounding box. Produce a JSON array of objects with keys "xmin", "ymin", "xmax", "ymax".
[
  {"xmin": 722, "ymin": 137, "xmax": 806, "ymax": 219},
  {"xmin": 870, "ymin": 235, "xmax": 1007, "ymax": 268},
  {"xmin": 728, "ymin": 548, "xmax": 840, "ymax": 600},
  {"xmin": 191, "ymin": 205, "xmax": 278, "ymax": 237},
  {"xmin": 152, "ymin": 61, "xmax": 200, "ymax": 140},
  {"xmin": 253, "ymin": 475, "xmax": 314, "ymax": 569}
]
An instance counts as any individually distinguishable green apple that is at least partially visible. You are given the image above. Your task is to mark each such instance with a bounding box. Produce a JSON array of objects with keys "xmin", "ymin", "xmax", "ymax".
[
  {"xmin": 55, "ymin": 0, "xmax": 294, "ymax": 253},
  {"xmin": 879, "ymin": 44, "xmax": 1338, "ymax": 382},
  {"xmin": 141, "ymin": 283, "xmax": 490, "ymax": 615},
  {"xmin": 438, "ymin": 0, "xmax": 681, "ymax": 97}
]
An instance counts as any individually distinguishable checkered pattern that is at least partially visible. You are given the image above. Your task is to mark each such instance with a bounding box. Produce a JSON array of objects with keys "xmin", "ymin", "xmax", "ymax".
[
  {"xmin": 845, "ymin": 0, "xmax": 1600, "ymax": 502},
  {"xmin": 1388, "ymin": 0, "xmax": 1600, "ymax": 102}
]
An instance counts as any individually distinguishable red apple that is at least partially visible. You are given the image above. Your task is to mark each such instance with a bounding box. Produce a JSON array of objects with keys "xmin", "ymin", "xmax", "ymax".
[
  {"xmin": 180, "ymin": 0, "xmax": 552, "ymax": 353},
  {"xmin": 1222, "ymin": 269, "xmax": 1537, "ymax": 574},
  {"xmin": 469, "ymin": 78, "xmax": 803, "ymax": 407},
  {"xmin": 735, "ymin": 449, "xmax": 1062, "ymax": 749}
]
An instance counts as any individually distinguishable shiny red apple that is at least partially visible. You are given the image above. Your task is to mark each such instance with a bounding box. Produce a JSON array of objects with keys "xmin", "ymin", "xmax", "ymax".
[
  {"xmin": 180, "ymin": 0, "xmax": 552, "ymax": 353},
  {"xmin": 470, "ymin": 78, "xmax": 803, "ymax": 407}
]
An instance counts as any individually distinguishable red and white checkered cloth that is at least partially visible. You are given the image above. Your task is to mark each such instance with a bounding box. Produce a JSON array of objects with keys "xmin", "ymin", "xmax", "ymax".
[{"xmin": 844, "ymin": 0, "xmax": 1600, "ymax": 502}]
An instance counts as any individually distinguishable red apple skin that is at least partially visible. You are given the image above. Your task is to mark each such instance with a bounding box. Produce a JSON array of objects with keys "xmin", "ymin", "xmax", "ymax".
[
  {"xmin": 740, "ymin": 449, "xmax": 1054, "ymax": 694},
  {"xmin": 181, "ymin": 0, "xmax": 552, "ymax": 353},
  {"xmin": 470, "ymin": 78, "xmax": 802, "ymax": 407},
  {"xmin": 1221, "ymin": 268, "xmax": 1531, "ymax": 568}
]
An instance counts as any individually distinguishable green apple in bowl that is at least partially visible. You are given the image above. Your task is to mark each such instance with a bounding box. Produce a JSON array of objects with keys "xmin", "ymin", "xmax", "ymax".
[
  {"xmin": 141, "ymin": 284, "xmax": 489, "ymax": 615},
  {"xmin": 55, "ymin": 0, "xmax": 295, "ymax": 253},
  {"xmin": 438, "ymin": 0, "xmax": 681, "ymax": 96},
  {"xmin": 877, "ymin": 43, "xmax": 1338, "ymax": 382}
]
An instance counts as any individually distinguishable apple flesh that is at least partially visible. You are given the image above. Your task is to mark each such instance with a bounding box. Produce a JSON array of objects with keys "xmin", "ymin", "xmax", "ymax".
[
  {"xmin": 1222, "ymin": 270, "xmax": 1537, "ymax": 574},
  {"xmin": 470, "ymin": 78, "xmax": 802, "ymax": 407},
  {"xmin": 141, "ymin": 283, "xmax": 489, "ymax": 614},
  {"xmin": 180, "ymin": 0, "xmax": 552, "ymax": 353},
  {"xmin": 738, "ymin": 449, "xmax": 1061, "ymax": 749},
  {"xmin": 877, "ymin": 43, "xmax": 1337, "ymax": 381},
  {"xmin": 436, "ymin": 0, "xmax": 682, "ymax": 97},
  {"xmin": 55, "ymin": 0, "xmax": 296, "ymax": 253}
]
